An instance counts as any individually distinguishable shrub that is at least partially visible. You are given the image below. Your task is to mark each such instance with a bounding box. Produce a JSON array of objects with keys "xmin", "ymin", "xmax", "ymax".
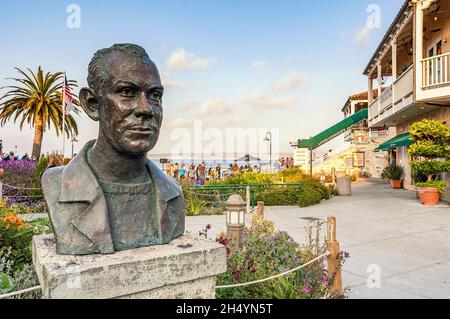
[
  {"xmin": 0, "ymin": 213, "xmax": 52, "ymax": 272},
  {"xmin": 35, "ymin": 156, "xmax": 49, "ymax": 177},
  {"xmin": 409, "ymin": 119, "xmax": 450, "ymax": 185},
  {"xmin": 408, "ymin": 119, "xmax": 450, "ymax": 159},
  {"xmin": 186, "ymin": 196, "xmax": 207, "ymax": 216},
  {"xmin": 254, "ymin": 186, "xmax": 302, "ymax": 206},
  {"xmin": 0, "ymin": 249, "xmax": 41, "ymax": 299},
  {"xmin": 415, "ymin": 181, "xmax": 446, "ymax": 193},
  {"xmin": 215, "ymin": 219, "xmax": 348, "ymax": 299},
  {"xmin": 411, "ymin": 160, "xmax": 450, "ymax": 183},
  {"xmin": 208, "ymin": 172, "xmax": 273, "ymax": 186},
  {"xmin": 184, "ymin": 169, "xmax": 331, "ymax": 212},
  {"xmin": 382, "ymin": 164, "xmax": 404, "ymax": 181},
  {"xmin": 0, "ymin": 160, "xmax": 44, "ymax": 209},
  {"xmin": 297, "ymin": 188, "xmax": 323, "ymax": 207}
]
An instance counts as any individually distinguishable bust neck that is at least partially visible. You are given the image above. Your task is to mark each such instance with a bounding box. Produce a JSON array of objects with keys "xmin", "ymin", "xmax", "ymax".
[{"xmin": 87, "ymin": 136, "xmax": 149, "ymax": 184}]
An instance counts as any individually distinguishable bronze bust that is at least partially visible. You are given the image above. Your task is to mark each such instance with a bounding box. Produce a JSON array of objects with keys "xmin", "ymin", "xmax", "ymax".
[{"xmin": 42, "ymin": 44, "xmax": 185, "ymax": 255}]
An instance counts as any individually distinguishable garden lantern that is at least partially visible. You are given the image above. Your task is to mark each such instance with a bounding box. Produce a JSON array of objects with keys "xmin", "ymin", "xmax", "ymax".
[{"xmin": 225, "ymin": 194, "xmax": 246, "ymax": 249}]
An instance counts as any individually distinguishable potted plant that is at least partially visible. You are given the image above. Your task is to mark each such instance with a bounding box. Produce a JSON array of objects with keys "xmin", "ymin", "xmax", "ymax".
[
  {"xmin": 385, "ymin": 164, "xmax": 404, "ymax": 189},
  {"xmin": 409, "ymin": 120, "xmax": 450, "ymax": 206}
]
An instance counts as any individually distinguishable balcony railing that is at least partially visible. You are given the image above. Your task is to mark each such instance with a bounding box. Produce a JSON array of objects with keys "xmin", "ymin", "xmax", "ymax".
[
  {"xmin": 368, "ymin": 66, "xmax": 414, "ymax": 127},
  {"xmin": 421, "ymin": 52, "xmax": 450, "ymax": 89}
]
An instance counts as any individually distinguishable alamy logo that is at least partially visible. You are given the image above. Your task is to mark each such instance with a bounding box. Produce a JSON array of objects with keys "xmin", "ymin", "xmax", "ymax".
[
  {"xmin": 66, "ymin": 4, "xmax": 81, "ymax": 29},
  {"xmin": 366, "ymin": 4, "xmax": 381, "ymax": 29}
]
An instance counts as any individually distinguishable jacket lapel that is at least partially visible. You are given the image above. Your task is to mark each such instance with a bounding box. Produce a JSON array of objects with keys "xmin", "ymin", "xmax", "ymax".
[{"xmin": 58, "ymin": 140, "xmax": 114, "ymax": 254}]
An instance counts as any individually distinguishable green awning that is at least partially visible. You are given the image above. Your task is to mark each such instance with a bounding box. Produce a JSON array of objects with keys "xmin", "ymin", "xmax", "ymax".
[
  {"xmin": 375, "ymin": 133, "xmax": 412, "ymax": 152},
  {"xmin": 298, "ymin": 109, "xmax": 368, "ymax": 150}
]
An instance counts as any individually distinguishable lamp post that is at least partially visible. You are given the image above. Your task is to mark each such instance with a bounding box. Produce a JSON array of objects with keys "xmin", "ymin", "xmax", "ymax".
[
  {"xmin": 263, "ymin": 131, "xmax": 272, "ymax": 173},
  {"xmin": 70, "ymin": 136, "xmax": 78, "ymax": 158},
  {"xmin": 225, "ymin": 194, "xmax": 246, "ymax": 250}
]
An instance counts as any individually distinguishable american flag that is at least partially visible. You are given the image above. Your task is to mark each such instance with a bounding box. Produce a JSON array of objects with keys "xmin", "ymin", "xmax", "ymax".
[
  {"xmin": 63, "ymin": 75, "xmax": 73, "ymax": 103},
  {"xmin": 62, "ymin": 75, "xmax": 75, "ymax": 114}
]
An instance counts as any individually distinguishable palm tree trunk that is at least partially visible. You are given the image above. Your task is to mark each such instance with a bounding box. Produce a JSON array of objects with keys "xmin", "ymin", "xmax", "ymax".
[{"xmin": 32, "ymin": 115, "xmax": 44, "ymax": 160}]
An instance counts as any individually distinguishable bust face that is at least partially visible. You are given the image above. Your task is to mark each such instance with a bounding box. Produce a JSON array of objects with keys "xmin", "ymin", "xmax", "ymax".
[{"xmin": 97, "ymin": 51, "xmax": 163, "ymax": 156}]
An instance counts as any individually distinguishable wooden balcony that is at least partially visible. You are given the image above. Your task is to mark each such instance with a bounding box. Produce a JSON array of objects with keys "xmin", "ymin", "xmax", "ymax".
[
  {"xmin": 418, "ymin": 53, "xmax": 450, "ymax": 103},
  {"xmin": 421, "ymin": 52, "xmax": 450, "ymax": 89},
  {"xmin": 368, "ymin": 66, "xmax": 414, "ymax": 128}
]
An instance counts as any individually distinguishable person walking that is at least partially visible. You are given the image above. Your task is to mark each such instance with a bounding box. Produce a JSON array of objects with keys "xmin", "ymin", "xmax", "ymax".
[
  {"xmin": 232, "ymin": 162, "xmax": 239, "ymax": 175},
  {"xmin": 188, "ymin": 164, "xmax": 196, "ymax": 185},
  {"xmin": 179, "ymin": 163, "xmax": 186, "ymax": 180},
  {"xmin": 173, "ymin": 163, "xmax": 179, "ymax": 178},
  {"xmin": 199, "ymin": 162, "xmax": 206, "ymax": 185},
  {"xmin": 216, "ymin": 163, "xmax": 221, "ymax": 179}
]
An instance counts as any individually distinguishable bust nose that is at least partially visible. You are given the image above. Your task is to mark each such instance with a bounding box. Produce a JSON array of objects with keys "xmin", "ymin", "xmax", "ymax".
[{"xmin": 134, "ymin": 93, "xmax": 155, "ymax": 118}]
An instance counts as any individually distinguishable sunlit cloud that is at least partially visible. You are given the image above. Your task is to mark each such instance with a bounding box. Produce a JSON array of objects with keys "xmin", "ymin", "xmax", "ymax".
[
  {"xmin": 274, "ymin": 71, "xmax": 309, "ymax": 92},
  {"xmin": 199, "ymin": 99, "xmax": 231, "ymax": 116},
  {"xmin": 354, "ymin": 25, "xmax": 372, "ymax": 48},
  {"xmin": 237, "ymin": 93, "xmax": 296, "ymax": 109},
  {"xmin": 166, "ymin": 49, "xmax": 215, "ymax": 70},
  {"xmin": 168, "ymin": 118, "xmax": 192, "ymax": 128},
  {"xmin": 163, "ymin": 79, "xmax": 183, "ymax": 90},
  {"xmin": 250, "ymin": 60, "xmax": 267, "ymax": 68}
]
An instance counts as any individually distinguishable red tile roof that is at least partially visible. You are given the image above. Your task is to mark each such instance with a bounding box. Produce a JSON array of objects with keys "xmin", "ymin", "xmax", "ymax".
[{"xmin": 341, "ymin": 88, "xmax": 386, "ymax": 112}]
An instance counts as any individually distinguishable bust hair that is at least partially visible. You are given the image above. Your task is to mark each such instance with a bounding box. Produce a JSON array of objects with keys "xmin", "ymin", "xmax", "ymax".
[{"xmin": 87, "ymin": 43, "xmax": 153, "ymax": 94}]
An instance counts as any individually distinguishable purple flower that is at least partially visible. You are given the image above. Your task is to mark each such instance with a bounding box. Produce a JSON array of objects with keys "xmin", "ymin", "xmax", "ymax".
[
  {"xmin": 302, "ymin": 284, "xmax": 311, "ymax": 293},
  {"xmin": 321, "ymin": 275, "xmax": 328, "ymax": 285}
]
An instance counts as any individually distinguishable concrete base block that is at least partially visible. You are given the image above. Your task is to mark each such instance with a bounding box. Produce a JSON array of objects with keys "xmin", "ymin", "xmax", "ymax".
[{"xmin": 32, "ymin": 234, "xmax": 227, "ymax": 299}]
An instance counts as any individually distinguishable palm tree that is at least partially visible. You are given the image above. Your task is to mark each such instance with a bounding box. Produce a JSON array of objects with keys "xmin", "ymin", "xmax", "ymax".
[{"xmin": 0, "ymin": 66, "xmax": 80, "ymax": 159}]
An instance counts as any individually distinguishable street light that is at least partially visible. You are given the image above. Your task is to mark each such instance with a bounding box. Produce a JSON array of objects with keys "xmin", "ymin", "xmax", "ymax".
[
  {"xmin": 263, "ymin": 131, "xmax": 272, "ymax": 173},
  {"xmin": 70, "ymin": 136, "xmax": 78, "ymax": 158}
]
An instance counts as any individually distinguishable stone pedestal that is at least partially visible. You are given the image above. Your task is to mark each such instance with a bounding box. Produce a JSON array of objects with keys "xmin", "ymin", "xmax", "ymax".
[{"xmin": 32, "ymin": 234, "xmax": 227, "ymax": 299}]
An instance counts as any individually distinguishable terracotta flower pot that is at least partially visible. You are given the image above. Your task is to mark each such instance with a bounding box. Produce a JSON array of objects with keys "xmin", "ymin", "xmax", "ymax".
[
  {"xmin": 390, "ymin": 180, "xmax": 402, "ymax": 189},
  {"xmin": 421, "ymin": 187, "xmax": 440, "ymax": 206}
]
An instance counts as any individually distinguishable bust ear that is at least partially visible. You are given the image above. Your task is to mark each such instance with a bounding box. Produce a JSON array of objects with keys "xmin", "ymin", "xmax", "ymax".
[{"xmin": 79, "ymin": 87, "xmax": 100, "ymax": 121}]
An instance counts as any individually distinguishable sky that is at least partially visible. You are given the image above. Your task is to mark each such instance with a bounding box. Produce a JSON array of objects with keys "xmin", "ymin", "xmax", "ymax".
[{"xmin": 0, "ymin": 0, "xmax": 405, "ymax": 160}]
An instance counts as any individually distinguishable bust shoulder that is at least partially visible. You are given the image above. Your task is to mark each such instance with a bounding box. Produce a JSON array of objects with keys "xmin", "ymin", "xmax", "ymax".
[{"xmin": 41, "ymin": 166, "xmax": 65, "ymax": 194}]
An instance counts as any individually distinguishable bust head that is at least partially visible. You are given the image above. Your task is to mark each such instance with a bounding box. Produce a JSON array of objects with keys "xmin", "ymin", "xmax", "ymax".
[{"xmin": 80, "ymin": 43, "xmax": 163, "ymax": 156}]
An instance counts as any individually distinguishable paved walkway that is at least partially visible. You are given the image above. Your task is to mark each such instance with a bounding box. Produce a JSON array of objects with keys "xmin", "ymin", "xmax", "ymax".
[{"xmin": 186, "ymin": 178, "xmax": 450, "ymax": 299}]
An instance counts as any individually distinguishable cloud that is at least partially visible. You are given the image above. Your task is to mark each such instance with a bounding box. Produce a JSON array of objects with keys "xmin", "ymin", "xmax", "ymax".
[
  {"xmin": 354, "ymin": 26, "xmax": 372, "ymax": 48},
  {"xmin": 237, "ymin": 93, "xmax": 296, "ymax": 109},
  {"xmin": 199, "ymin": 99, "xmax": 231, "ymax": 116},
  {"xmin": 163, "ymin": 79, "xmax": 183, "ymax": 90},
  {"xmin": 180, "ymin": 100, "xmax": 198, "ymax": 112},
  {"xmin": 166, "ymin": 49, "xmax": 215, "ymax": 70},
  {"xmin": 222, "ymin": 115, "xmax": 248, "ymax": 126},
  {"xmin": 250, "ymin": 60, "xmax": 266, "ymax": 68},
  {"xmin": 169, "ymin": 118, "xmax": 192, "ymax": 128},
  {"xmin": 274, "ymin": 71, "xmax": 309, "ymax": 92}
]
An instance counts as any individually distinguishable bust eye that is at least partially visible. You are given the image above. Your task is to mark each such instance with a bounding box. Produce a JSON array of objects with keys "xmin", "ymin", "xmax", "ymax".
[
  {"xmin": 120, "ymin": 87, "xmax": 135, "ymax": 97},
  {"xmin": 150, "ymin": 91, "xmax": 161, "ymax": 102}
]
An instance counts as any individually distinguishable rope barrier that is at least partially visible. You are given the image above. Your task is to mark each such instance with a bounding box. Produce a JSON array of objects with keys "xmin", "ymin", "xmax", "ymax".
[
  {"xmin": 1, "ymin": 195, "xmax": 44, "ymax": 198},
  {"xmin": 215, "ymin": 251, "xmax": 330, "ymax": 289},
  {"xmin": 1, "ymin": 183, "xmax": 42, "ymax": 190},
  {"xmin": 0, "ymin": 285, "xmax": 42, "ymax": 299}
]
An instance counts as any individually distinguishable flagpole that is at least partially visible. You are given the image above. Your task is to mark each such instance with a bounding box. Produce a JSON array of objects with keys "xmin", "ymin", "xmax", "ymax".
[{"xmin": 62, "ymin": 72, "xmax": 66, "ymax": 158}]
